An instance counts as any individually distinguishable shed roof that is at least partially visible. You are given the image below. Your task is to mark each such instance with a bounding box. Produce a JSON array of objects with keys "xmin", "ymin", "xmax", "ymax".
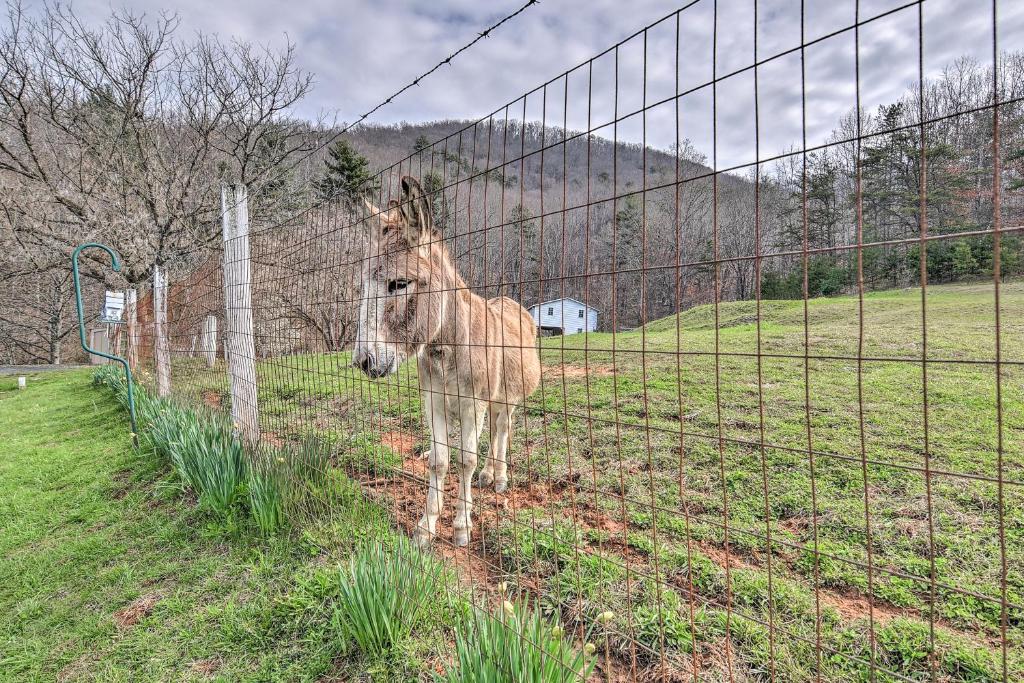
[{"xmin": 527, "ymin": 297, "xmax": 599, "ymax": 312}]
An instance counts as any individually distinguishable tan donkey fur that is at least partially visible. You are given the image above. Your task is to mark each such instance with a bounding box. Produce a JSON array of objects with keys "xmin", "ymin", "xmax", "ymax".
[{"xmin": 353, "ymin": 176, "xmax": 541, "ymax": 547}]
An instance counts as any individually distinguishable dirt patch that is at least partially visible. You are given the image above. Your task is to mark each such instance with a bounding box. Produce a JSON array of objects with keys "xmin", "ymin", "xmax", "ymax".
[
  {"xmin": 504, "ymin": 482, "xmax": 554, "ymax": 509},
  {"xmin": 113, "ymin": 593, "xmax": 161, "ymax": 629},
  {"xmin": 700, "ymin": 544, "xmax": 755, "ymax": 571},
  {"xmin": 188, "ymin": 658, "xmax": 222, "ymax": 678},
  {"xmin": 382, "ymin": 431, "xmax": 420, "ymax": 458},
  {"xmin": 201, "ymin": 390, "xmax": 222, "ymax": 410},
  {"xmin": 56, "ymin": 653, "xmax": 98, "ymax": 682},
  {"xmin": 313, "ymin": 395, "xmax": 356, "ymax": 429},
  {"xmin": 261, "ymin": 431, "xmax": 285, "ymax": 448},
  {"xmin": 108, "ymin": 469, "xmax": 134, "ymax": 500},
  {"xmin": 582, "ymin": 510, "xmax": 627, "ymax": 535},
  {"xmin": 817, "ymin": 589, "xmax": 898, "ymax": 625},
  {"xmin": 552, "ymin": 363, "xmax": 616, "ymax": 380}
]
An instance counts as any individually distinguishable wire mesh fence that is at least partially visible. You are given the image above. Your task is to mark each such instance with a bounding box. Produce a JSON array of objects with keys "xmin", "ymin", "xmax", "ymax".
[{"xmin": 119, "ymin": 0, "xmax": 1024, "ymax": 680}]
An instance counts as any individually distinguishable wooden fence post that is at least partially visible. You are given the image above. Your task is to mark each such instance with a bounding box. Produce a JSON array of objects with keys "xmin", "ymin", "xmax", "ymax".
[
  {"xmin": 222, "ymin": 184, "xmax": 260, "ymax": 445},
  {"xmin": 125, "ymin": 288, "xmax": 138, "ymax": 372},
  {"xmin": 153, "ymin": 265, "xmax": 171, "ymax": 397},
  {"xmin": 202, "ymin": 315, "xmax": 218, "ymax": 368}
]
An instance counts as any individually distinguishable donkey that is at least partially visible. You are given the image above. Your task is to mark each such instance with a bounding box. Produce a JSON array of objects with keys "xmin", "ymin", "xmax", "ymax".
[{"xmin": 353, "ymin": 176, "xmax": 541, "ymax": 548}]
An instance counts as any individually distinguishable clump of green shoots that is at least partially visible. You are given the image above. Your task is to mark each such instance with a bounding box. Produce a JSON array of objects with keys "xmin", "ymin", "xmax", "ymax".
[
  {"xmin": 438, "ymin": 585, "xmax": 604, "ymax": 683},
  {"xmin": 333, "ymin": 538, "xmax": 445, "ymax": 657},
  {"xmin": 246, "ymin": 461, "xmax": 285, "ymax": 534},
  {"xmin": 331, "ymin": 536, "xmax": 444, "ymax": 659}
]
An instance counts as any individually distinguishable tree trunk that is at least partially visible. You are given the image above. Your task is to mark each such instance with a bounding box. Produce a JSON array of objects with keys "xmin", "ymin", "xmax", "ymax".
[
  {"xmin": 125, "ymin": 289, "xmax": 138, "ymax": 373},
  {"xmin": 202, "ymin": 315, "xmax": 218, "ymax": 368},
  {"xmin": 48, "ymin": 283, "xmax": 62, "ymax": 364},
  {"xmin": 222, "ymin": 184, "xmax": 260, "ymax": 445},
  {"xmin": 153, "ymin": 266, "xmax": 171, "ymax": 397}
]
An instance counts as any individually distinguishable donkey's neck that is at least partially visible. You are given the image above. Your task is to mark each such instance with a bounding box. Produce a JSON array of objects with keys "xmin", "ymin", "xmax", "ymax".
[{"xmin": 425, "ymin": 253, "xmax": 485, "ymax": 356}]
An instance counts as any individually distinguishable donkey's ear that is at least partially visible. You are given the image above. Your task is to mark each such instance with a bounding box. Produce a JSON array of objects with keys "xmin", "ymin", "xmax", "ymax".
[
  {"xmin": 383, "ymin": 199, "xmax": 401, "ymax": 223},
  {"xmin": 362, "ymin": 197, "xmax": 380, "ymax": 217},
  {"xmin": 397, "ymin": 175, "xmax": 434, "ymax": 241},
  {"xmin": 363, "ymin": 197, "xmax": 401, "ymax": 226}
]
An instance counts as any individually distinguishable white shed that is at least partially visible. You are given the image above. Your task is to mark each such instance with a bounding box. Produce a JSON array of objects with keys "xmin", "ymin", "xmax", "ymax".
[{"xmin": 527, "ymin": 298, "xmax": 599, "ymax": 336}]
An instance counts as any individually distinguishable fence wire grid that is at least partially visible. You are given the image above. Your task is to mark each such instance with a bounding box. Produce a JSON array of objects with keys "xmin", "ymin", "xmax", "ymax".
[{"xmin": 119, "ymin": 0, "xmax": 1024, "ymax": 680}]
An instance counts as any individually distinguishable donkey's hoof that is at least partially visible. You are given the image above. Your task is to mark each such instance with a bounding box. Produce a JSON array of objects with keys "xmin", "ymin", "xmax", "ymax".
[
  {"xmin": 478, "ymin": 469, "xmax": 494, "ymax": 488},
  {"xmin": 454, "ymin": 528, "xmax": 471, "ymax": 547},
  {"xmin": 493, "ymin": 479, "xmax": 508, "ymax": 494},
  {"xmin": 413, "ymin": 528, "xmax": 433, "ymax": 549}
]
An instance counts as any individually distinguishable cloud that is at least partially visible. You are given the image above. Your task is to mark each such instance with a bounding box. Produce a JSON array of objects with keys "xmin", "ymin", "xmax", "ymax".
[{"xmin": 36, "ymin": 0, "xmax": 1024, "ymax": 169}]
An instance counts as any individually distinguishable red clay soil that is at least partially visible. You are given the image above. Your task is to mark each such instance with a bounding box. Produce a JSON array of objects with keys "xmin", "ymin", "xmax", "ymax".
[
  {"xmin": 380, "ymin": 431, "xmax": 420, "ymax": 458},
  {"xmin": 358, "ymin": 457, "xmax": 687, "ymax": 682}
]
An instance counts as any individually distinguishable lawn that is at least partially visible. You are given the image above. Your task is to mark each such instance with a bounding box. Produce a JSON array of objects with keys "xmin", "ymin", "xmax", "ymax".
[
  {"xmin": 164, "ymin": 281, "xmax": 1023, "ymax": 681},
  {"xmin": 0, "ymin": 370, "xmax": 454, "ymax": 681}
]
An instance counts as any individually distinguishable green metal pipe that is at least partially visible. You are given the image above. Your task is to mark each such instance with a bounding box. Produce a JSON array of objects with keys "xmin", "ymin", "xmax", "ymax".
[{"xmin": 71, "ymin": 243, "xmax": 139, "ymax": 448}]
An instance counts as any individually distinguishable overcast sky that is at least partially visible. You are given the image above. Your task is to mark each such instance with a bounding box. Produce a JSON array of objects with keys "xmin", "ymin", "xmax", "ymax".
[{"xmin": 48, "ymin": 0, "xmax": 1024, "ymax": 170}]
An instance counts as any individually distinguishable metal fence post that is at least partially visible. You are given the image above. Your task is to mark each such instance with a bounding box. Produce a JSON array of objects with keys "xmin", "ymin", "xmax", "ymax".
[{"xmin": 222, "ymin": 183, "xmax": 260, "ymax": 445}]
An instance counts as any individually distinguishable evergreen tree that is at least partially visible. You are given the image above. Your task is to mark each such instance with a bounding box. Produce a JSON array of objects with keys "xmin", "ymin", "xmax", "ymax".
[
  {"xmin": 412, "ymin": 135, "xmax": 431, "ymax": 155},
  {"xmin": 1008, "ymin": 148, "xmax": 1024, "ymax": 191},
  {"xmin": 951, "ymin": 239, "xmax": 980, "ymax": 278},
  {"xmin": 422, "ymin": 171, "xmax": 451, "ymax": 232},
  {"xmin": 316, "ymin": 138, "xmax": 379, "ymax": 202},
  {"xmin": 502, "ymin": 203, "xmax": 538, "ymax": 302}
]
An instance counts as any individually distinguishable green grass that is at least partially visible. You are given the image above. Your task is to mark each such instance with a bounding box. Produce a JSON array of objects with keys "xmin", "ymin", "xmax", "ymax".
[
  {"xmin": 159, "ymin": 281, "xmax": 1024, "ymax": 681},
  {"xmin": 0, "ymin": 370, "xmax": 453, "ymax": 681}
]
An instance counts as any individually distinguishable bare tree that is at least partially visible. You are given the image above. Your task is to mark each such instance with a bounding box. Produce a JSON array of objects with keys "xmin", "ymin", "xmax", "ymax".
[
  {"xmin": 0, "ymin": 2, "xmax": 316, "ymax": 362},
  {"xmin": 0, "ymin": 3, "xmax": 316, "ymax": 273}
]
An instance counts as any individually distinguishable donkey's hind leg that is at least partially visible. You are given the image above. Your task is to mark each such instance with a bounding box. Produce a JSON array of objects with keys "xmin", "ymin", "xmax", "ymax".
[
  {"xmin": 478, "ymin": 405, "xmax": 499, "ymax": 490},
  {"xmin": 479, "ymin": 404, "xmax": 513, "ymax": 493}
]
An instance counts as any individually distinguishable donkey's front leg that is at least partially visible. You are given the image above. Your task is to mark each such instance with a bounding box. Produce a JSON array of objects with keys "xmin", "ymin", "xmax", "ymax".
[
  {"xmin": 414, "ymin": 382, "xmax": 451, "ymax": 548},
  {"xmin": 453, "ymin": 399, "xmax": 486, "ymax": 547}
]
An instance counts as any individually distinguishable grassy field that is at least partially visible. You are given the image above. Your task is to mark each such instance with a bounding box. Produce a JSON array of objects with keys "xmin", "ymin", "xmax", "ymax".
[
  {"xmin": 167, "ymin": 281, "xmax": 1023, "ymax": 681},
  {"xmin": 0, "ymin": 370, "xmax": 462, "ymax": 681}
]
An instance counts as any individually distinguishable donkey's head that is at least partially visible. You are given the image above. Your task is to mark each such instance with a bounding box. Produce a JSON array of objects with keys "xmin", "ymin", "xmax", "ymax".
[{"xmin": 353, "ymin": 176, "xmax": 455, "ymax": 378}]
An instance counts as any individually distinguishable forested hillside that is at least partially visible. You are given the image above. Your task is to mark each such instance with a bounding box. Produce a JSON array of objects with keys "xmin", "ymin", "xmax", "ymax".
[
  {"xmin": 1, "ymin": 0, "xmax": 1021, "ymax": 362},
  {"xmin": 335, "ymin": 53, "xmax": 1023, "ymax": 332}
]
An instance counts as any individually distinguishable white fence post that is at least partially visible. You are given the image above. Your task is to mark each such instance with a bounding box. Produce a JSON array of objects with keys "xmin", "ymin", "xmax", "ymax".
[
  {"xmin": 153, "ymin": 265, "xmax": 171, "ymax": 397},
  {"xmin": 202, "ymin": 315, "xmax": 218, "ymax": 368},
  {"xmin": 222, "ymin": 183, "xmax": 260, "ymax": 445},
  {"xmin": 125, "ymin": 288, "xmax": 138, "ymax": 372}
]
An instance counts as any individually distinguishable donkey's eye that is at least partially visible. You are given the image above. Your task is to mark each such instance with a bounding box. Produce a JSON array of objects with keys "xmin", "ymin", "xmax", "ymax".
[{"xmin": 387, "ymin": 279, "xmax": 410, "ymax": 294}]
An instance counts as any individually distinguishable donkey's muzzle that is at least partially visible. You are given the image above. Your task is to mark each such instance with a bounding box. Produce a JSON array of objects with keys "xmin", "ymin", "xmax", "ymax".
[{"xmin": 353, "ymin": 352, "xmax": 394, "ymax": 378}]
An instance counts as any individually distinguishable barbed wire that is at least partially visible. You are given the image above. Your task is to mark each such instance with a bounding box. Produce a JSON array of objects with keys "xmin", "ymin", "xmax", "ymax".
[{"xmin": 229, "ymin": 0, "xmax": 541, "ymax": 221}]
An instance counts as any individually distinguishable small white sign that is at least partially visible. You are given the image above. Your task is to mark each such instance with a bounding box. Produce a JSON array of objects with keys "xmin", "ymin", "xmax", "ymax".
[{"xmin": 102, "ymin": 290, "xmax": 125, "ymax": 323}]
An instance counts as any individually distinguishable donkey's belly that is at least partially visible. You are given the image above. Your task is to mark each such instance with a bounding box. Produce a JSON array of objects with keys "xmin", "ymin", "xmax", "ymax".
[{"xmin": 419, "ymin": 351, "xmax": 486, "ymax": 417}]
